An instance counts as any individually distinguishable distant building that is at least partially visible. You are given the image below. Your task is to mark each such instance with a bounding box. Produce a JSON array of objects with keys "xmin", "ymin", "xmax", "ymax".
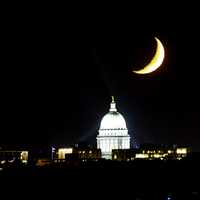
[
  {"xmin": 55, "ymin": 147, "xmax": 101, "ymax": 162},
  {"xmin": 0, "ymin": 150, "xmax": 28, "ymax": 165},
  {"xmin": 57, "ymin": 148, "xmax": 73, "ymax": 159},
  {"xmin": 72, "ymin": 147, "xmax": 101, "ymax": 161},
  {"xmin": 112, "ymin": 144, "xmax": 190, "ymax": 161},
  {"xmin": 97, "ymin": 97, "xmax": 130, "ymax": 159},
  {"xmin": 112, "ymin": 149, "xmax": 138, "ymax": 161}
]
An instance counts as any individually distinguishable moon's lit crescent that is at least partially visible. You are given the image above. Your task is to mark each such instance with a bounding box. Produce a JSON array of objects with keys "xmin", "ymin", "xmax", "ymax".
[{"xmin": 133, "ymin": 37, "xmax": 165, "ymax": 74}]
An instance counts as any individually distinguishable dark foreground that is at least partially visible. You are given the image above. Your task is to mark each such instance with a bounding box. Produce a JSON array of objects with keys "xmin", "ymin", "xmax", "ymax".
[{"xmin": 1, "ymin": 160, "xmax": 200, "ymax": 199}]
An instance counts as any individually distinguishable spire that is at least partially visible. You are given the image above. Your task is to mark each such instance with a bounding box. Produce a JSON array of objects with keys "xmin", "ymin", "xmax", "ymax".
[{"xmin": 109, "ymin": 96, "xmax": 117, "ymax": 112}]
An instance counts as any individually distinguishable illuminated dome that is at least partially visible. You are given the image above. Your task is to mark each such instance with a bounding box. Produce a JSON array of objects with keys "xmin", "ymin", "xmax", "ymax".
[
  {"xmin": 99, "ymin": 107, "xmax": 127, "ymax": 131},
  {"xmin": 97, "ymin": 97, "xmax": 130, "ymax": 159}
]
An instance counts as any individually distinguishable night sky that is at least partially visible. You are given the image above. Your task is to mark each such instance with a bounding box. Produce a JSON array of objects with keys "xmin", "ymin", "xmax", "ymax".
[{"xmin": 1, "ymin": 6, "xmax": 200, "ymax": 151}]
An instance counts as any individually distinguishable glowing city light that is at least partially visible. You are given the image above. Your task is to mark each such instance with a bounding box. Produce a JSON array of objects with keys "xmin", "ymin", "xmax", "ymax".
[
  {"xmin": 176, "ymin": 148, "xmax": 187, "ymax": 154},
  {"xmin": 135, "ymin": 154, "xmax": 149, "ymax": 158},
  {"xmin": 58, "ymin": 148, "xmax": 73, "ymax": 159}
]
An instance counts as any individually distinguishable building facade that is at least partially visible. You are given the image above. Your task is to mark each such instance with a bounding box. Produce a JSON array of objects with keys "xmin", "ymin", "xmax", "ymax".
[{"xmin": 56, "ymin": 147, "xmax": 101, "ymax": 161}]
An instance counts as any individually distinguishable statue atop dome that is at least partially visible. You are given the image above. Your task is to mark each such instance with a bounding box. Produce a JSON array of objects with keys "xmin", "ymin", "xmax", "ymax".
[
  {"xmin": 111, "ymin": 96, "xmax": 115, "ymax": 103},
  {"xmin": 110, "ymin": 96, "xmax": 117, "ymax": 112}
]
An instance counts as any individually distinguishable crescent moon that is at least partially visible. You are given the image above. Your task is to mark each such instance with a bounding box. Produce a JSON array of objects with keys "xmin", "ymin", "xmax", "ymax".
[{"xmin": 133, "ymin": 37, "xmax": 165, "ymax": 74}]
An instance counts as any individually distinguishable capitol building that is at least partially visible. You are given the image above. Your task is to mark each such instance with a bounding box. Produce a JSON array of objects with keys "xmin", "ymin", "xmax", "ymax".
[{"xmin": 97, "ymin": 97, "xmax": 130, "ymax": 159}]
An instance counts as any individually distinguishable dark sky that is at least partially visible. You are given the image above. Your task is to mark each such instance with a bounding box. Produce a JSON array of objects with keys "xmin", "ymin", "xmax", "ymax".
[{"xmin": 1, "ymin": 5, "xmax": 200, "ymax": 151}]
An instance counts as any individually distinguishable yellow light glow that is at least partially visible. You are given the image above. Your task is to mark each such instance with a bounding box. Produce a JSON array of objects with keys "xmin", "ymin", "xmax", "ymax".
[
  {"xmin": 133, "ymin": 37, "xmax": 165, "ymax": 74},
  {"xmin": 58, "ymin": 148, "xmax": 73, "ymax": 159},
  {"xmin": 168, "ymin": 150, "xmax": 172, "ymax": 154},
  {"xmin": 20, "ymin": 151, "xmax": 28, "ymax": 163},
  {"xmin": 176, "ymin": 148, "xmax": 187, "ymax": 154},
  {"xmin": 135, "ymin": 154, "xmax": 149, "ymax": 158},
  {"xmin": 153, "ymin": 154, "xmax": 162, "ymax": 158}
]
